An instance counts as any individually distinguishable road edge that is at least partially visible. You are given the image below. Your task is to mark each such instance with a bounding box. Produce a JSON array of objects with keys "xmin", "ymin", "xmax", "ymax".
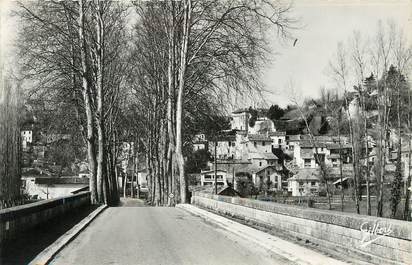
[
  {"xmin": 28, "ymin": 204, "xmax": 108, "ymax": 265},
  {"xmin": 177, "ymin": 204, "xmax": 351, "ymax": 265}
]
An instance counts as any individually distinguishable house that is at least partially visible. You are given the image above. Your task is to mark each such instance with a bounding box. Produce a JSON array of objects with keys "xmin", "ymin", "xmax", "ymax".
[
  {"xmin": 22, "ymin": 176, "xmax": 89, "ymax": 200},
  {"xmin": 193, "ymin": 134, "xmax": 208, "ymax": 151},
  {"xmin": 270, "ymin": 131, "xmax": 287, "ymax": 150},
  {"xmin": 21, "ymin": 128, "xmax": 33, "ymax": 149},
  {"xmin": 248, "ymin": 152, "xmax": 279, "ymax": 168},
  {"xmin": 294, "ymin": 140, "xmax": 329, "ymax": 168},
  {"xmin": 293, "ymin": 139, "xmax": 353, "ymax": 169},
  {"xmin": 288, "ymin": 169, "xmax": 321, "ymax": 196},
  {"xmin": 137, "ymin": 168, "xmax": 148, "ymax": 190},
  {"xmin": 200, "ymin": 168, "xmax": 229, "ymax": 186},
  {"xmin": 230, "ymin": 108, "xmax": 249, "ymax": 131},
  {"xmin": 253, "ymin": 165, "xmax": 284, "ymax": 190},
  {"xmin": 248, "ymin": 117, "xmax": 275, "ymax": 135},
  {"xmin": 236, "ymin": 134, "xmax": 272, "ymax": 159},
  {"xmin": 208, "ymin": 135, "xmax": 236, "ymax": 159},
  {"xmin": 285, "ymin": 134, "xmax": 301, "ymax": 152}
]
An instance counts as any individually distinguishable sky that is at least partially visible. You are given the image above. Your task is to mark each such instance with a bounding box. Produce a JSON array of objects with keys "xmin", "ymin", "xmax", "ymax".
[
  {"xmin": 261, "ymin": 0, "xmax": 412, "ymax": 107},
  {"xmin": 1, "ymin": 0, "xmax": 411, "ymax": 108}
]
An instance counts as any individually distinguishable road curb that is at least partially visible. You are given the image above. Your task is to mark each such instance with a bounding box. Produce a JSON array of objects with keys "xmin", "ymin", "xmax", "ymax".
[
  {"xmin": 177, "ymin": 204, "xmax": 350, "ymax": 265},
  {"xmin": 28, "ymin": 204, "xmax": 108, "ymax": 265}
]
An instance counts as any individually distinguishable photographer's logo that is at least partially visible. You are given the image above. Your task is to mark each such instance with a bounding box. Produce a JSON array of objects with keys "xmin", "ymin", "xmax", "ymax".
[{"xmin": 360, "ymin": 221, "xmax": 392, "ymax": 248}]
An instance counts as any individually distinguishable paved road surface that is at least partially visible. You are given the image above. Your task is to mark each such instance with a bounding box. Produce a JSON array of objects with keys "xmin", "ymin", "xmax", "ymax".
[{"xmin": 51, "ymin": 202, "xmax": 293, "ymax": 265}]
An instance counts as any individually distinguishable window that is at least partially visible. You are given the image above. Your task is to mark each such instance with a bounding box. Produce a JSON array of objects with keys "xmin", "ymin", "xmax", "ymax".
[
  {"xmin": 299, "ymin": 181, "xmax": 304, "ymax": 186},
  {"xmin": 259, "ymin": 162, "xmax": 262, "ymax": 166},
  {"xmin": 254, "ymin": 141, "xmax": 257, "ymax": 147},
  {"xmin": 304, "ymin": 159, "xmax": 311, "ymax": 168},
  {"xmin": 262, "ymin": 141, "xmax": 265, "ymax": 146},
  {"xmin": 290, "ymin": 145, "xmax": 294, "ymax": 151},
  {"xmin": 232, "ymin": 142, "xmax": 236, "ymax": 147},
  {"xmin": 278, "ymin": 139, "xmax": 282, "ymax": 144},
  {"xmin": 311, "ymin": 181, "xmax": 316, "ymax": 186}
]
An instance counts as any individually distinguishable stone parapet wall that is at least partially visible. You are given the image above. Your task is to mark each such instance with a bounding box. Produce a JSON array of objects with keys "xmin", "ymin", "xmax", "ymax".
[
  {"xmin": 192, "ymin": 192, "xmax": 411, "ymax": 265},
  {"xmin": 0, "ymin": 191, "xmax": 90, "ymax": 244}
]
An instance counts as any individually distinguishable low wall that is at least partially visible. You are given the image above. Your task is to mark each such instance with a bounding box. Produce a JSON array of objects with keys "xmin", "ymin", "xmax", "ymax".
[
  {"xmin": 192, "ymin": 192, "xmax": 411, "ymax": 265},
  {"xmin": 0, "ymin": 191, "xmax": 91, "ymax": 244}
]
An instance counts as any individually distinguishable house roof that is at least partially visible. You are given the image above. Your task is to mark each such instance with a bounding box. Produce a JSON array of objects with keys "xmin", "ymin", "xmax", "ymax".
[
  {"xmin": 289, "ymin": 169, "xmax": 320, "ymax": 181},
  {"xmin": 201, "ymin": 168, "xmax": 227, "ymax": 174},
  {"xmin": 327, "ymin": 153, "xmax": 341, "ymax": 159},
  {"xmin": 269, "ymin": 131, "xmax": 286, "ymax": 136},
  {"xmin": 249, "ymin": 152, "xmax": 278, "ymax": 160},
  {"xmin": 247, "ymin": 134, "xmax": 272, "ymax": 141},
  {"xmin": 300, "ymin": 148, "xmax": 314, "ymax": 159},
  {"xmin": 298, "ymin": 140, "xmax": 328, "ymax": 148},
  {"xmin": 327, "ymin": 143, "xmax": 352, "ymax": 149},
  {"xmin": 35, "ymin": 177, "xmax": 89, "ymax": 185},
  {"xmin": 287, "ymin": 134, "xmax": 301, "ymax": 141},
  {"xmin": 255, "ymin": 165, "xmax": 281, "ymax": 174},
  {"xmin": 232, "ymin": 108, "xmax": 249, "ymax": 114},
  {"xmin": 216, "ymin": 135, "xmax": 236, "ymax": 142}
]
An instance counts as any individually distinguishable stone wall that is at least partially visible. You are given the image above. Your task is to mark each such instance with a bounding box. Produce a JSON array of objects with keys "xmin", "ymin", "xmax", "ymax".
[
  {"xmin": 191, "ymin": 192, "xmax": 411, "ymax": 265},
  {"xmin": 0, "ymin": 191, "xmax": 90, "ymax": 244}
]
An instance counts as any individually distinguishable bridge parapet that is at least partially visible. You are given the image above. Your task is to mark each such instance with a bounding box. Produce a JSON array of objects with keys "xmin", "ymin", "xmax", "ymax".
[
  {"xmin": 192, "ymin": 192, "xmax": 411, "ymax": 265},
  {"xmin": 0, "ymin": 191, "xmax": 90, "ymax": 244}
]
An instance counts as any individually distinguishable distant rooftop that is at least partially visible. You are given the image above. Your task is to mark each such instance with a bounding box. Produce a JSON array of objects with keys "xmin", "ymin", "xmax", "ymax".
[
  {"xmin": 247, "ymin": 134, "xmax": 272, "ymax": 141},
  {"xmin": 35, "ymin": 177, "xmax": 89, "ymax": 185},
  {"xmin": 269, "ymin": 131, "xmax": 286, "ymax": 136},
  {"xmin": 249, "ymin": 152, "xmax": 278, "ymax": 160},
  {"xmin": 232, "ymin": 108, "xmax": 249, "ymax": 114}
]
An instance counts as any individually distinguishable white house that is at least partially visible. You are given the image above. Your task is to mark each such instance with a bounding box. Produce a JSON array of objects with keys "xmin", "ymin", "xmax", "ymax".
[
  {"xmin": 200, "ymin": 169, "xmax": 229, "ymax": 186},
  {"xmin": 253, "ymin": 165, "xmax": 283, "ymax": 190},
  {"xmin": 22, "ymin": 176, "xmax": 89, "ymax": 200},
  {"xmin": 294, "ymin": 140, "xmax": 353, "ymax": 169},
  {"xmin": 236, "ymin": 134, "xmax": 272, "ymax": 159},
  {"xmin": 231, "ymin": 109, "xmax": 249, "ymax": 131},
  {"xmin": 288, "ymin": 169, "xmax": 321, "ymax": 196},
  {"xmin": 248, "ymin": 117, "xmax": 275, "ymax": 135},
  {"xmin": 21, "ymin": 129, "xmax": 33, "ymax": 149},
  {"xmin": 208, "ymin": 134, "xmax": 237, "ymax": 160},
  {"xmin": 248, "ymin": 152, "xmax": 279, "ymax": 168},
  {"xmin": 270, "ymin": 131, "xmax": 286, "ymax": 150},
  {"xmin": 193, "ymin": 134, "xmax": 208, "ymax": 151}
]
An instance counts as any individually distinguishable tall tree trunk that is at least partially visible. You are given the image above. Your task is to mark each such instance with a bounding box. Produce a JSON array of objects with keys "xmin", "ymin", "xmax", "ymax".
[
  {"xmin": 175, "ymin": 0, "xmax": 191, "ymax": 204},
  {"xmin": 78, "ymin": 0, "xmax": 98, "ymax": 204},
  {"xmin": 391, "ymin": 73, "xmax": 403, "ymax": 218},
  {"xmin": 404, "ymin": 90, "xmax": 412, "ymax": 220},
  {"xmin": 337, "ymin": 112, "xmax": 344, "ymax": 212},
  {"xmin": 95, "ymin": 0, "xmax": 107, "ymax": 204}
]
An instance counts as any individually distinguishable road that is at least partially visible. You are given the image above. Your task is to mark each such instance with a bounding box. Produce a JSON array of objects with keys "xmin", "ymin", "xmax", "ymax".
[{"xmin": 50, "ymin": 200, "xmax": 294, "ymax": 265}]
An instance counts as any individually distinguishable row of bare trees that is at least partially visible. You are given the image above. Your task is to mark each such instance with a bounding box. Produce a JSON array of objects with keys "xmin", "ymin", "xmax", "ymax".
[
  {"xmin": 125, "ymin": 0, "xmax": 296, "ymax": 205},
  {"xmin": 326, "ymin": 21, "xmax": 412, "ymax": 220},
  {"xmin": 15, "ymin": 0, "xmax": 296, "ymax": 206},
  {"xmin": 17, "ymin": 0, "xmax": 132, "ymax": 205}
]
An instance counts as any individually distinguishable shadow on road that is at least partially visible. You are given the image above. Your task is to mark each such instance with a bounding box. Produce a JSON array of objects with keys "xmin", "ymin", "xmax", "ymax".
[{"xmin": 0, "ymin": 205, "xmax": 97, "ymax": 265}]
